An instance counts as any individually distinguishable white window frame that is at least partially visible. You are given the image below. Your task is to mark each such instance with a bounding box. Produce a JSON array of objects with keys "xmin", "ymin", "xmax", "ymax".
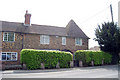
[
  {"xmin": 1, "ymin": 52, "xmax": 17, "ymax": 61},
  {"xmin": 75, "ymin": 38, "xmax": 82, "ymax": 46},
  {"xmin": 40, "ymin": 35, "xmax": 50, "ymax": 44},
  {"xmin": 62, "ymin": 37, "xmax": 66, "ymax": 45},
  {"xmin": 3, "ymin": 32, "xmax": 15, "ymax": 42}
]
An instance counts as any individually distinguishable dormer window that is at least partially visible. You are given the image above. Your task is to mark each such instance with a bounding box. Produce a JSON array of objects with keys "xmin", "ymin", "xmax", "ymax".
[{"xmin": 3, "ymin": 32, "xmax": 15, "ymax": 42}]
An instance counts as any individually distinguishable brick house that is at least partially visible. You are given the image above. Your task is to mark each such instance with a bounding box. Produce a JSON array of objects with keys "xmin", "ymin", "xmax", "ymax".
[{"xmin": 0, "ymin": 11, "xmax": 89, "ymax": 69}]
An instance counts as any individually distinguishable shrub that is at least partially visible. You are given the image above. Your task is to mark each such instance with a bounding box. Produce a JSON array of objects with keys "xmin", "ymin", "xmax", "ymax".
[
  {"xmin": 20, "ymin": 49, "xmax": 73, "ymax": 70},
  {"xmin": 75, "ymin": 50, "xmax": 112, "ymax": 66}
]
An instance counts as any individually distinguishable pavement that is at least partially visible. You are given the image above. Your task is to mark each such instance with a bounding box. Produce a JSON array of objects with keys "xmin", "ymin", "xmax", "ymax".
[
  {"xmin": 2, "ymin": 65, "xmax": 118, "ymax": 74},
  {"xmin": 2, "ymin": 65, "xmax": 119, "ymax": 78},
  {"xmin": 2, "ymin": 68, "xmax": 74, "ymax": 74}
]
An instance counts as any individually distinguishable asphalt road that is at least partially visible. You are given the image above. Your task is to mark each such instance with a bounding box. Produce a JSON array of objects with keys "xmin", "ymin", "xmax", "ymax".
[{"xmin": 2, "ymin": 65, "xmax": 118, "ymax": 78}]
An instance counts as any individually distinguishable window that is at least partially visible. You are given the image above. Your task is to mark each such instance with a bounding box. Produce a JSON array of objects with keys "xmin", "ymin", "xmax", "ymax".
[
  {"xmin": 40, "ymin": 35, "xmax": 50, "ymax": 44},
  {"xmin": 62, "ymin": 37, "xmax": 66, "ymax": 45},
  {"xmin": 1, "ymin": 52, "xmax": 17, "ymax": 61},
  {"xmin": 75, "ymin": 38, "xmax": 82, "ymax": 46},
  {"xmin": 3, "ymin": 32, "xmax": 15, "ymax": 41}
]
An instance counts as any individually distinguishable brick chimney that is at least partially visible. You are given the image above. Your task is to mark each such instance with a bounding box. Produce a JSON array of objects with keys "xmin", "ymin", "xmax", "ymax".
[{"xmin": 24, "ymin": 10, "xmax": 31, "ymax": 26}]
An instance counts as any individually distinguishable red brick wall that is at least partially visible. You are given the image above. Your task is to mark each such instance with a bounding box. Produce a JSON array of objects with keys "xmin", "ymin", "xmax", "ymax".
[
  {"xmin": 2, "ymin": 32, "xmax": 23, "ymax": 50},
  {"xmin": 1, "ymin": 32, "xmax": 89, "ymax": 69},
  {"xmin": 1, "ymin": 49, "xmax": 21, "ymax": 65},
  {"xmin": 23, "ymin": 33, "xmax": 88, "ymax": 53},
  {"xmin": 2, "ymin": 32, "xmax": 88, "ymax": 53},
  {"xmin": 1, "ymin": 32, "xmax": 23, "ymax": 69},
  {"xmin": 1, "ymin": 49, "xmax": 21, "ymax": 70}
]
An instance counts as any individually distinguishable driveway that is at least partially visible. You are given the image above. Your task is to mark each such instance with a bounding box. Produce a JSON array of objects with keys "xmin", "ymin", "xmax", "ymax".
[{"xmin": 2, "ymin": 65, "xmax": 118, "ymax": 78}]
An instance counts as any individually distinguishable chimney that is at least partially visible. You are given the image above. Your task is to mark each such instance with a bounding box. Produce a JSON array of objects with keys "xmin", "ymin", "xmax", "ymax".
[{"xmin": 24, "ymin": 10, "xmax": 31, "ymax": 26}]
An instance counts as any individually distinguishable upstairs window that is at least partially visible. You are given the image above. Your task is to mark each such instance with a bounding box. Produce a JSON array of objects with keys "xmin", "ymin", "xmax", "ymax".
[
  {"xmin": 40, "ymin": 35, "xmax": 50, "ymax": 44},
  {"xmin": 75, "ymin": 38, "xmax": 82, "ymax": 46},
  {"xmin": 3, "ymin": 32, "xmax": 15, "ymax": 41},
  {"xmin": 1, "ymin": 52, "xmax": 17, "ymax": 61},
  {"xmin": 62, "ymin": 37, "xmax": 66, "ymax": 45}
]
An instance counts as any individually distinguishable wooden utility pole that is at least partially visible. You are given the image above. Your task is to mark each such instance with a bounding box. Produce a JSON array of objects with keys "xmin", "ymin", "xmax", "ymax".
[
  {"xmin": 110, "ymin": 4, "xmax": 114, "ymax": 22},
  {"xmin": 118, "ymin": 1, "xmax": 120, "ymax": 27}
]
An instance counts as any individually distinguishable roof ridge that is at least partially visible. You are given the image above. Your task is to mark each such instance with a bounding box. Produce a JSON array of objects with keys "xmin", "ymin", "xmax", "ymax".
[
  {"xmin": 1, "ymin": 20, "xmax": 65, "ymax": 29},
  {"xmin": 32, "ymin": 24, "xmax": 65, "ymax": 29},
  {"xmin": 1, "ymin": 20, "xmax": 23, "ymax": 24},
  {"xmin": 1, "ymin": 20, "xmax": 89, "ymax": 38}
]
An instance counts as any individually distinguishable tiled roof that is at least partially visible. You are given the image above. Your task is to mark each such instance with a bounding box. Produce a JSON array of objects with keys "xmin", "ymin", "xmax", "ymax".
[
  {"xmin": 66, "ymin": 20, "xmax": 89, "ymax": 38},
  {"xmin": 0, "ymin": 20, "xmax": 89, "ymax": 38}
]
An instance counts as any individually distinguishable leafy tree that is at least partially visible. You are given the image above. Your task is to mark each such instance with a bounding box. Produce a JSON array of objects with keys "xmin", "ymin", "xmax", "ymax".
[{"xmin": 94, "ymin": 22, "xmax": 120, "ymax": 64}]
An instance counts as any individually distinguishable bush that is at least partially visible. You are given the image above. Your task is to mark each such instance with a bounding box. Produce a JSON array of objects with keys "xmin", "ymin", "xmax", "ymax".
[
  {"xmin": 75, "ymin": 50, "xmax": 112, "ymax": 66},
  {"xmin": 20, "ymin": 49, "xmax": 73, "ymax": 70}
]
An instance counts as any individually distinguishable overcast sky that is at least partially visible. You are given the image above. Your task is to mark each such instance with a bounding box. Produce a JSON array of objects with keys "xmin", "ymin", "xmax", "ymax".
[{"xmin": 0, "ymin": 0, "xmax": 119, "ymax": 48}]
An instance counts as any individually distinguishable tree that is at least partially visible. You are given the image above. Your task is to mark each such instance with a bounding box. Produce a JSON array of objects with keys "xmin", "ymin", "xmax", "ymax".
[{"xmin": 94, "ymin": 22, "xmax": 120, "ymax": 64}]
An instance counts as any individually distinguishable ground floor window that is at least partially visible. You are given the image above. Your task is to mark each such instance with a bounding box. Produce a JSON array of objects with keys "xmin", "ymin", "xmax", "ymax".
[{"xmin": 1, "ymin": 52, "xmax": 17, "ymax": 61}]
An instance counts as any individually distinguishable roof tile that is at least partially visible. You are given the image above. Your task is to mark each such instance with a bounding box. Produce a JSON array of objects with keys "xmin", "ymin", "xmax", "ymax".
[{"xmin": 0, "ymin": 20, "xmax": 89, "ymax": 39}]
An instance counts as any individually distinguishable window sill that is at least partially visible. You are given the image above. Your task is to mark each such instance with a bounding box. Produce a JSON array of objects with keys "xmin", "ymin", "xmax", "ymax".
[
  {"xmin": 1, "ymin": 60, "xmax": 17, "ymax": 61},
  {"xmin": 3, "ymin": 41, "xmax": 15, "ymax": 43},
  {"xmin": 75, "ymin": 44, "xmax": 82, "ymax": 46},
  {"xmin": 40, "ymin": 43, "xmax": 49, "ymax": 45}
]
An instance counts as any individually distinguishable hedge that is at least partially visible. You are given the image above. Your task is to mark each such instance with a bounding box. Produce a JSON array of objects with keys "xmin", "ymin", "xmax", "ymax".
[
  {"xmin": 75, "ymin": 50, "xmax": 112, "ymax": 65},
  {"xmin": 20, "ymin": 49, "xmax": 73, "ymax": 70}
]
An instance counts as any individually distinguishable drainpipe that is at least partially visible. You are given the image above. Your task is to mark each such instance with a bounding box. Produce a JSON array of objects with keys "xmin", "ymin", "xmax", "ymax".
[
  {"xmin": 56, "ymin": 36, "xmax": 59, "ymax": 51},
  {"xmin": 20, "ymin": 33, "xmax": 24, "ymax": 67},
  {"xmin": 21, "ymin": 34, "xmax": 24, "ymax": 49},
  {"xmin": 20, "ymin": 33, "xmax": 24, "ymax": 50}
]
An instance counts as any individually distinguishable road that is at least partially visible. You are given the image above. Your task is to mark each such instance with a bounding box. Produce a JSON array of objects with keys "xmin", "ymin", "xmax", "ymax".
[{"xmin": 2, "ymin": 65, "xmax": 118, "ymax": 78}]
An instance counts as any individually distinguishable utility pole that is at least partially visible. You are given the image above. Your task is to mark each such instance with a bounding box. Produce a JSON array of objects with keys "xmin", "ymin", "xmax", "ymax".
[
  {"xmin": 118, "ymin": 1, "xmax": 120, "ymax": 27},
  {"xmin": 110, "ymin": 4, "xmax": 114, "ymax": 22}
]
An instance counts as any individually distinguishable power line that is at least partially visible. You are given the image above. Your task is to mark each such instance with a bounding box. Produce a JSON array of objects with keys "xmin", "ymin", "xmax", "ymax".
[
  {"xmin": 80, "ymin": 1, "xmax": 118, "ymax": 25},
  {"xmin": 80, "ymin": 6, "xmax": 110, "ymax": 25}
]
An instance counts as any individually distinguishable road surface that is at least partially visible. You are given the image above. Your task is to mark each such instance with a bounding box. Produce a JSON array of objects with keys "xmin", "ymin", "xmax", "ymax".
[{"xmin": 2, "ymin": 65, "xmax": 118, "ymax": 78}]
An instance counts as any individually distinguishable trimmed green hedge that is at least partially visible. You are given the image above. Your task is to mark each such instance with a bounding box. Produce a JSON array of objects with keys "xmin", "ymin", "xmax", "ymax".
[
  {"xmin": 20, "ymin": 49, "xmax": 73, "ymax": 70},
  {"xmin": 75, "ymin": 50, "xmax": 112, "ymax": 65}
]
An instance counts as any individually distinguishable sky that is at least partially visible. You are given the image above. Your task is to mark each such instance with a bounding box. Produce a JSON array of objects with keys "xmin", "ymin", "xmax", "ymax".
[{"xmin": 0, "ymin": 0, "xmax": 119, "ymax": 48}]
